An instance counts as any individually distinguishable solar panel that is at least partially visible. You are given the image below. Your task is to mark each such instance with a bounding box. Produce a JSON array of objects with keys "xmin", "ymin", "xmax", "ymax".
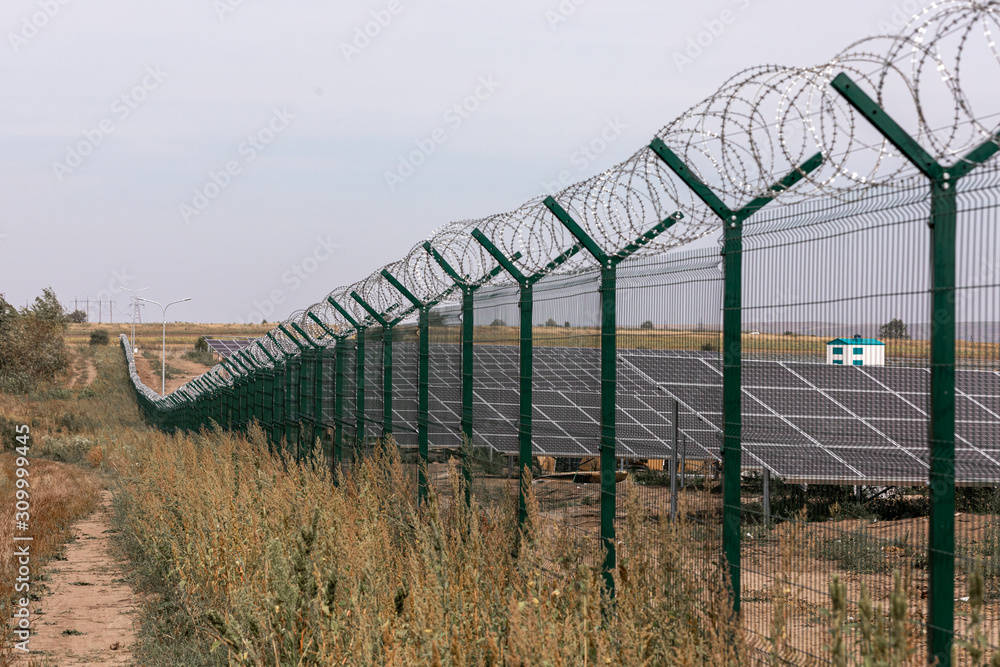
[
  {"xmin": 353, "ymin": 344, "xmax": 1000, "ymax": 486},
  {"xmin": 205, "ymin": 338, "xmax": 254, "ymax": 359}
]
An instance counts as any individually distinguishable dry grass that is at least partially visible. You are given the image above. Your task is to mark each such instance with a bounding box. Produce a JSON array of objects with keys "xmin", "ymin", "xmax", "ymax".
[
  {"xmin": 107, "ymin": 426, "xmax": 747, "ymax": 666},
  {"xmin": 65, "ymin": 322, "xmax": 272, "ymax": 348}
]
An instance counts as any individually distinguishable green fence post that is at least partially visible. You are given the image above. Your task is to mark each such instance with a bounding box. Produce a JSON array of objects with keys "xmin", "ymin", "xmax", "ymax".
[
  {"xmin": 334, "ymin": 338, "xmax": 344, "ymax": 472},
  {"xmin": 381, "ymin": 270, "xmax": 433, "ymax": 503},
  {"xmin": 266, "ymin": 332, "xmax": 291, "ymax": 451},
  {"xmin": 223, "ymin": 360, "xmax": 241, "ymax": 430},
  {"xmin": 209, "ymin": 376, "xmax": 225, "ymax": 428},
  {"xmin": 237, "ymin": 350, "xmax": 263, "ymax": 430},
  {"xmin": 191, "ymin": 380, "xmax": 205, "ymax": 429},
  {"xmin": 308, "ymin": 312, "xmax": 354, "ymax": 477},
  {"xmin": 328, "ymin": 298, "xmax": 366, "ymax": 453},
  {"xmin": 829, "ymin": 73, "xmax": 1000, "ymax": 665},
  {"xmin": 218, "ymin": 365, "xmax": 232, "ymax": 430},
  {"xmin": 230, "ymin": 356, "xmax": 252, "ymax": 431},
  {"xmin": 423, "ymin": 243, "xmax": 521, "ymax": 506},
  {"xmin": 240, "ymin": 350, "xmax": 261, "ymax": 430},
  {"xmin": 292, "ymin": 322, "xmax": 324, "ymax": 459},
  {"xmin": 246, "ymin": 355, "xmax": 261, "ymax": 430},
  {"xmin": 201, "ymin": 377, "xmax": 217, "ymax": 427},
  {"xmin": 255, "ymin": 341, "xmax": 279, "ymax": 448},
  {"xmin": 278, "ymin": 325, "xmax": 309, "ymax": 461},
  {"xmin": 228, "ymin": 365, "xmax": 242, "ymax": 432},
  {"xmin": 198, "ymin": 380, "xmax": 212, "ymax": 430},
  {"xmin": 381, "ymin": 270, "xmax": 460, "ymax": 503},
  {"xmin": 543, "ymin": 196, "xmax": 684, "ymax": 596},
  {"xmin": 471, "ymin": 229, "xmax": 581, "ymax": 529},
  {"xmin": 301, "ymin": 348, "xmax": 315, "ymax": 458},
  {"xmin": 356, "ymin": 330, "xmax": 366, "ymax": 450},
  {"xmin": 200, "ymin": 379, "xmax": 214, "ymax": 429},
  {"xmin": 238, "ymin": 352, "xmax": 255, "ymax": 429},
  {"xmin": 352, "ymin": 293, "xmax": 411, "ymax": 441},
  {"xmin": 351, "ymin": 294, "xmax": 393, "ymax": 438},
  {"xmin": 273, "ymin": 360, "xmax": 286, "ymax": 448},
  {"xmin": 290, "ymin": 325, "xmax": 316, "ymax": 454},
  {"xmin": 650, "ymin": 137, "xmax": 822, "ymax": 616}
]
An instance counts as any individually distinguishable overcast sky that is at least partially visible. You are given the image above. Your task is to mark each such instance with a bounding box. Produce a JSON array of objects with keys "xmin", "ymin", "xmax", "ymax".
[{"xmin": 0, "ymin": 0, "xmax": 932, "ymax": 323}]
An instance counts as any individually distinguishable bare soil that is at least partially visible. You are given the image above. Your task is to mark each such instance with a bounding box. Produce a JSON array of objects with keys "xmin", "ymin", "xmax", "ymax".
[
  {"xmin": 133, "ymin": 349, "xmax": 208, "ymax": 395},
  {"xmin": 15, "ymin": 490, "xmax": 136, "ymax": 666}
]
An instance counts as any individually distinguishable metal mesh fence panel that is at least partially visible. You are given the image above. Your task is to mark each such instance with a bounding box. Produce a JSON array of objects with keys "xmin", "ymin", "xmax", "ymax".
[
  {"xmin": 392, "ymin": 325, "xmax": 419, "ymax": 449},
  {"xmin": 616, "ymin": 246, "xmax": 725, "ymax": 602},
  {"xmin": 427, "ymin": 303, "xmax": 463, "ymax": 452},
  {"xmin": 468, "ymin": 283, "xmax": 521, "ymax": 508},
  {"xmin": 363, "ymin": 332, "xmax": 384, "ymax": 442}
]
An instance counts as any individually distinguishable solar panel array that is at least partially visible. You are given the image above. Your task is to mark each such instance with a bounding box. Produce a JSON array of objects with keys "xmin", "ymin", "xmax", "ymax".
[
  {"xmin": 205, "ymin": 338, "xmax": 254, "ymax": 359},
  {"xmin": 358, "ymin": 344, "xmax": 1000, "ymax": 486}
]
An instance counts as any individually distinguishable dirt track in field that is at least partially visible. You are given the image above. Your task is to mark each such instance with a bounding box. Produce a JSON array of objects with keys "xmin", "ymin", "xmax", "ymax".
[{"xmin": 15, "ymin": 491, "xmax": 137, "ymax": 666}]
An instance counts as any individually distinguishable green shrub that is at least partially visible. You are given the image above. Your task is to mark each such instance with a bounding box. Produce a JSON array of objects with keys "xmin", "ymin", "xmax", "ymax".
[
  {"xmin": 0, "ymin": 415, "xmax": 19, "ymax": 450},
  {"xmin": 183, "ymin": 349, "xmax": 215, "ymax": 367},
  {"xmin": 640, "ymin": 320, "xmax": 654, "ymax": 330},
  {"xmin": 956, "ymin": 487, "xmax": 1000, "ymax": 514},
  {"xmin": 821, "ymin": 529, "xmax": 887, "ymax": 574},
  {"xmin": 0, "ymin": 291, "xmax": 70, "ymax": 392},
  {"xmin": 89, "ymin": 329, "xmax": 110, "ymax": 346}
]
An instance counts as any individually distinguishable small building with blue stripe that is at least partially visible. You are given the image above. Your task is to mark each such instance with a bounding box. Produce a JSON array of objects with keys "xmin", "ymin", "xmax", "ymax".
[{"xmin": 826, "ymin": 335, "xmax": 885, "ymax": 366}]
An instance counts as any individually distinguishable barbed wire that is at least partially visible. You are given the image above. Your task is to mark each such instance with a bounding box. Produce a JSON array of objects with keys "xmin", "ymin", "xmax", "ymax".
[{"xmin": 153, "ymin": 0, "xmax": 1000, "ymax": 403}]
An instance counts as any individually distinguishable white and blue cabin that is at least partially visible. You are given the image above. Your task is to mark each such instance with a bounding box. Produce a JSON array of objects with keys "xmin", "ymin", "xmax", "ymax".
[{"xmin": 826, "ymin": 335, "xmax": 885, "ymax": 366}]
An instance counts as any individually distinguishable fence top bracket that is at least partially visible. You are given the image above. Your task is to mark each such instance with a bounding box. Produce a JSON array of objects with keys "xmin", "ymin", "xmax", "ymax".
[
  {"xmin": 543, "ymin": 196, "xmax": 685, "ymax": 267},
  {"xmin": 649, "ymin": 137, "xmax": 822, "ymax": 226},
  {"xmin": 831, "ymin": 72, "xmax": 1000, "ymax": 183},
  {"xmin": 471, "ymin": 229, "xmax": 580, "ymax": 288}
]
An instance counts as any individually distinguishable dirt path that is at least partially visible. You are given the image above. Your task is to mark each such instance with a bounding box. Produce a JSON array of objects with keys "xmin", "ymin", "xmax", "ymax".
[
  {"xmin": 17, "ymin": 490, "xmax": 137, "ymax": 666},
  {"xmin": 77, "ymin": 357, "xmax": 97, "ymax": 389},
  {"xmin": 64, "ymin": 352, "xmax": 96, "ymax": 390}
]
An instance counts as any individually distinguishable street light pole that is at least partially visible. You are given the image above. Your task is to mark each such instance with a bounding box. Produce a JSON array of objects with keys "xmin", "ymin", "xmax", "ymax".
[
  {"xmin": 121, "ymin": 287, "xmax": 150, "ymax": 351},
  {"xmin": 138, "ymin": 296, "xmax": 191, "ymax": 396}
]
